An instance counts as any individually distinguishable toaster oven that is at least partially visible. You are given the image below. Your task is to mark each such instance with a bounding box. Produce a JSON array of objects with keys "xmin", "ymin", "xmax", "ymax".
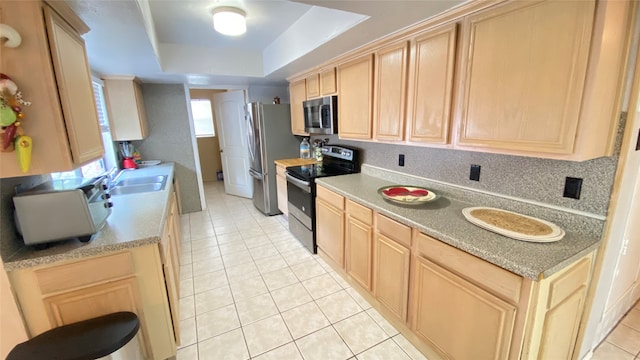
[{"xmin": 13, "ymin": 176, "xmax": 113, "ymax": 246}]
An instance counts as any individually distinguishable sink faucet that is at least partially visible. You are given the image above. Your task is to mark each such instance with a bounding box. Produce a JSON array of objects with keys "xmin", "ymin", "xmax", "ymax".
[{"xmin": 105, "ymin": 167, "xmax": 122, "ymax": 189}]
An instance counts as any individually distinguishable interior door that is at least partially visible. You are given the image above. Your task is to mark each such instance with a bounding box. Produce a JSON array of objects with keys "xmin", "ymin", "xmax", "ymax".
[{"xmin": 213, "ymin": 90, "xmax": 253, "ymax": 198}]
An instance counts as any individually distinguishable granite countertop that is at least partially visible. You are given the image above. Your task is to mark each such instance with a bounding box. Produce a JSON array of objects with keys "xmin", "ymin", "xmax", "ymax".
[
  {"xmin": 275, "ymin": 158, "xmax": 318, "ymax": 167},
  {"xmin": 3, "ymin": 163, "xmax": 176, "ymax": 271},
  {"xmin": 316, "ymin": 169, "xmax": 603, "ymax": 280}
]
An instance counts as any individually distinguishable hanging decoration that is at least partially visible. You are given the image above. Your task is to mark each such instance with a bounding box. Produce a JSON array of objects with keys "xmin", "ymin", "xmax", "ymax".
[{"xmin": 0, "ymin": 73, "xmax": 32, "ymax": 172}]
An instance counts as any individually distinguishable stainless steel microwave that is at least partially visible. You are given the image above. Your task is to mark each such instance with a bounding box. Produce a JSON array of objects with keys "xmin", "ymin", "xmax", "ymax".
[{"xmin": 303, "ymin": 95, "xmax": 337, "ymax": 134}]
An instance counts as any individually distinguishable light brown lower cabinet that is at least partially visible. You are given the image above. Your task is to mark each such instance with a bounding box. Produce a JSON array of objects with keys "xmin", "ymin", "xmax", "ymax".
[
  {"xmin": 8, "ymin": 190, "xmax": 183, "ymax": 359},
  {"xmin": 275, "ymin": 165, "xmax": 288, "ymax": 216},
  {"xmin": 42, "ymin": 276, "xmax": 148, "ymax": 358},
  {"xmin": 522, "ymin": 256, "xmax": 592, "ymax": 359},
  {"xmin": 412, "ymin": 256, "xmax": 516, "ymax": 359},
  {"xmin": 373, "ymin": 214, "xmax": 411, "ymax": 322},
  {"xmin": 315, "ymin": 186, "xmax": 345, "ymax": 267},
  {"xmin": 314, "ymin": 185, "xmax": 595, "ymax": 360},
  {"xmin": 160, "ymin": 188, "xmax": 182, "ymax": 345},
  {"xmin": 345, "ymin": 200, "xmax": 373, "ymax": 290}
]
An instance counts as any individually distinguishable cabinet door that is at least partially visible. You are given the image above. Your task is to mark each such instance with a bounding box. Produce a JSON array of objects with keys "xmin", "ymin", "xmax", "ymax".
[
  {"xmin": 320, "ymin": 68, "xmax": 337, "ymax": 95},
  {"xmin": 306, "ymin": 74, "xmax": 320, "ymax": 99},
  {"xmin": 103, "ymin": 77, "xmax": 149, "ymax": 141},
  {"xmin": 159, "ymin": 190, "xmax": 181, "ymax": 344},
  {"xmin": 407, "ymin": 23, "xmax": 457, "ymax": 145},
  {"xmin": 42, "ymin": 277, "xmax": 150, "ymax": 358},
  {"xmin": 44, "ymin": 7, "xmax": 104, "ymax": 165},
  {"xmin": 345, "ymin": 216, "xmax": 373, "ymax": 290},
  {"xmin": 456, "ymin": 0, "xmax": 595, "ymax": 154},
  {"xmin": 374, "ymin": 233, "xmax": 410, "ymax": 322},
  {"xmin": 276, "ymin": 166, "xmax": 288, "ymax": 216},
  {"xmin": 374, "ymin": 42, "xmax": 409, "ymax": 141},
  {"xmin": 289, "ymin": 79, "xmax": 308, "ymax": 135},
  {"xmin": 338, "ymin": 54, "xmax": 374, "ymax": 139},
  {"xmin": 316, "ymin": 198, "xmax": 344, "ymax": 267},
  {"xmin": 164, "ymin": 235, "xmax": 180, "ymax": 345},
  {"xmin": 412, "ymin": 256, "xmax": 516, "ymax": 360},
  {"xmin": 537, "ymin": 287, "xmax": 586, "ymax": 359}
]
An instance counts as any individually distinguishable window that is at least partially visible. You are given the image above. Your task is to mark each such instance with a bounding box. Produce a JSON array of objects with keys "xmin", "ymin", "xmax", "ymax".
[
  {"xmin": 191, "ymin": 99, "xmax": 216, "ymax": 137},
  {"xmin": 51, "ymin": 79, "xmax": 117, "ymax": 180}
]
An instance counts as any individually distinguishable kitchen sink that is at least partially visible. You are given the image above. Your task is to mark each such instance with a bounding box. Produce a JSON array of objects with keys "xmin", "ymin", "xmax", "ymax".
[
  {"xmin": 114, "ymin": 175, "xmax": 167, "ymax": 187},
  {"xmin": 109, "ymin": 174, "xmax": 168, "ymax": 196},
  {"xmin": 110, "ymin": 182, "xmax": 166, "ymax": 196}
]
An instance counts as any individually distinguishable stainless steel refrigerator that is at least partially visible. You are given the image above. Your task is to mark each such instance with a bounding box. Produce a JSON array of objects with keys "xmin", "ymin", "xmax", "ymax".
[{"xmin": 247, "ymin": 103, "xmax": 300, "ymax": 215}]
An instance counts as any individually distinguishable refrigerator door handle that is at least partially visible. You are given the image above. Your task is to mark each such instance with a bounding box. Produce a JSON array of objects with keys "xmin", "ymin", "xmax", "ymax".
[
  {"xmin": 249, "ymin": 168, "xmax": 264, "ymax": 180},
  {"xmin": 246, "ymin": 108, "xmax": 256, "ymax": 162}
]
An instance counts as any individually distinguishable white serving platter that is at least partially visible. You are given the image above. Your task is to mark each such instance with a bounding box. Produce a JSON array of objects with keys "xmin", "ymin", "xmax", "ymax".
[{"xmin": 462, "ymin": 207, "xmax": 565, "ymax": 243}]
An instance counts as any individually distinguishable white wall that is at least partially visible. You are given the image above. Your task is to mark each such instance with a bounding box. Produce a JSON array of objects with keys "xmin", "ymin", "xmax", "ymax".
[{"xmin": 247, "ymin": 84, "xmax": 289, "ymax": 104}]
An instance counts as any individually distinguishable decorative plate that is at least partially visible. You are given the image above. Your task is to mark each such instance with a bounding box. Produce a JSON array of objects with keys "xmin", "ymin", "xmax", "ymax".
[
  {"xmin": 378, "ymin": 185, "xmax": 437, "ymax": 205},
  {"xmin": 462, "ymin": 207, "xmax": 565, "ymax": 243}
]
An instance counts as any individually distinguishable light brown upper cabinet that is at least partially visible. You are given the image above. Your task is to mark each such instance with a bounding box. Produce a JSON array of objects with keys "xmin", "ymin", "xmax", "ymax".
[
  {"xmin": 320, "ymin": 67, "xmax": 337, "ymax": 96},
  {"xmin": 455, "ymin": 0, "xmax": 594, "ymax": 155},
  {"xmin": 306, "ymin": 74, "xmax": 320, "ymax": 99},
  {"xmin": 338, "ymin": 54, "xmax": 375, "ymax": 139},
  {"xmin": 406, "ymin": 23, "xmax": 457, "ymax": 145},
  {"xmin": 103, "ymin": 76, "xmax": 149, "ymax": 141},
  {"xmin": 0, "ymin": 1, "xmax": 104, "ymax": 178},
  {"xmin": 304, "ymin": 68, "xmax": 336, "ymax": 99},
  {"xmin": 373, "ymin": 42, "xmax": 410, "ymax": 141},
  {"xmin": 289, "ymin": 79, "xmax": 308, "ymax": 136}
]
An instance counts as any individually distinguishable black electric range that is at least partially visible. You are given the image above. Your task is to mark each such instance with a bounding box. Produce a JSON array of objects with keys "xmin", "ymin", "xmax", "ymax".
[{"xmin": 285, "ymin": 145, "xmax": 359, "ymax": 253}]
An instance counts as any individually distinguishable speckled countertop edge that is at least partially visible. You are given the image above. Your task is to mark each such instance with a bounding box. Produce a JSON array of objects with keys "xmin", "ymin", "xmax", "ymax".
[
  {"xmin": 3, "ymin": 163, "xmax": 175, "ymax": 271},
  {"xmin": 316, "ymin": 170, "xmax": 604, "ymax": 280}
]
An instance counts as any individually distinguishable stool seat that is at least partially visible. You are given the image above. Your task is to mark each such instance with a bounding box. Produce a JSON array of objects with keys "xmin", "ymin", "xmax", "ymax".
[{"xmin": 7, "ymin": 311, "xmax": 139, "ymax": 360}]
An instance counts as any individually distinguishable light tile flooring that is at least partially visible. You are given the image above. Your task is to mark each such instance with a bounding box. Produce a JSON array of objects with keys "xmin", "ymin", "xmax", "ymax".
[
  {"xmin": 176, "ymin": 181, "xmax": 427, "ymax": 360},
  {"xmin": 592, "ymin": 301, "xmax": 640, "ymax": 360},
  {"xmin": 179, "ymin": 182, "xmax": 640, "ymax": 360}
]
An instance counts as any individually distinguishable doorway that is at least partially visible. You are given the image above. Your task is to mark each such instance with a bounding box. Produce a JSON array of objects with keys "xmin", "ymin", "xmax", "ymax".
[{"xmin": 189, "ymin": 89, "xmax": 225, "ymax": 182}]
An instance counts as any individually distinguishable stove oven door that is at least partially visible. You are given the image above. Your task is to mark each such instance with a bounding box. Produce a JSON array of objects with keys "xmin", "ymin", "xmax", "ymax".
[{"xmin": 286, "ymin": 173, "xmax": 315, "ymax": 253}]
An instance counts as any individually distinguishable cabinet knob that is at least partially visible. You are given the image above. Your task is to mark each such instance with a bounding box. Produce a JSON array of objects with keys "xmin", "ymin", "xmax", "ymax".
[{"xmin": 104, "ymin": 202, "xmax": 114, "ymax": 208}]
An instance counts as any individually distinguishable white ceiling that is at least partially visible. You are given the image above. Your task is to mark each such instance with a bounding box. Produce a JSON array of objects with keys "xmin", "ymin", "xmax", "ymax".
[{"xmin": 66, "ymin": 0, "xmax": 465, "ymax": 86}]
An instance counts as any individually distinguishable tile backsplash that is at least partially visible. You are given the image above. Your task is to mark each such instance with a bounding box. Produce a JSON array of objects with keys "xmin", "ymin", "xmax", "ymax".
[{"xmin": 317, "ymin": 135, "xmax": 618, "ymax": 217}]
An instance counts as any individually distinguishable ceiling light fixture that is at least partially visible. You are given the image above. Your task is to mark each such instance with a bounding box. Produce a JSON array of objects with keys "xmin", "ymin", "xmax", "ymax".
[{"xmin": 212, "ymin": 6, "xmax": 246, "ymax": 36}]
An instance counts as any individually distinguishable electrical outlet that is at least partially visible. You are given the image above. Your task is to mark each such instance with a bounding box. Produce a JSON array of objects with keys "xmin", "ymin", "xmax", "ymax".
[
  {"xmin": 399, "ymin": 154, "xmax": 405, "ymax": 167},
  {"xmin": 563, "ymin": 177, "xmax": 583, "ymax": 199},
  {"xmin": 470, "ymin": 165, "xmax": 481, "ymax": 181}
]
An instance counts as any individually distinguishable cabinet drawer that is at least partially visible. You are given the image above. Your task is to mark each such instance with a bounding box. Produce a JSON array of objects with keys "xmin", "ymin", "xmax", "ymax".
[
  {"xmin": 376, "ymin": 213, "xmax": 411, "ymax": 248},
  {"xmin": 36, "ymin": 252, "xmax": 134, "ymax": 295},
  {"xmin": 414, "ymin": 232, "xmax": 522, "ymax": 303},
  {"xmin": 317, "ymin": 186, "xmax": 344, "ymax": 210},
  {"xmin": 346, "ymin": 199, "xmax": 372, "ymax": 225}
]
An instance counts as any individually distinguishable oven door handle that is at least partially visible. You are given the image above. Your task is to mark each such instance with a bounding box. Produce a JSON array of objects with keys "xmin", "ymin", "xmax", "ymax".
[{"xmin": 286, "ymin": 173, "xmax": 311, "ymax": 193}]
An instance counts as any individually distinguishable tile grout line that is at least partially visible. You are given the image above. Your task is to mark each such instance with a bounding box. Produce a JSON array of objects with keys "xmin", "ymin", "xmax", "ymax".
[{"xmin": 182, "ymin": 183, "xmax": 425, "ymax": 360}]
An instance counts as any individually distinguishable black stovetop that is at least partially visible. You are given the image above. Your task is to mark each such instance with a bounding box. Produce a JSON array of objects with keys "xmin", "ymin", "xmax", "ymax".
[{"xmin": 286, "ymin": 145, "xmax": 359, "ymax": 182}]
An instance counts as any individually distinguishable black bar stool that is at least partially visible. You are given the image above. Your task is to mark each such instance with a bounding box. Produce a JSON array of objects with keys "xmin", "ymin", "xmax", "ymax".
[{"xmin": 7, "ymin": 311, "xmax": 140, "ymax": 360}]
